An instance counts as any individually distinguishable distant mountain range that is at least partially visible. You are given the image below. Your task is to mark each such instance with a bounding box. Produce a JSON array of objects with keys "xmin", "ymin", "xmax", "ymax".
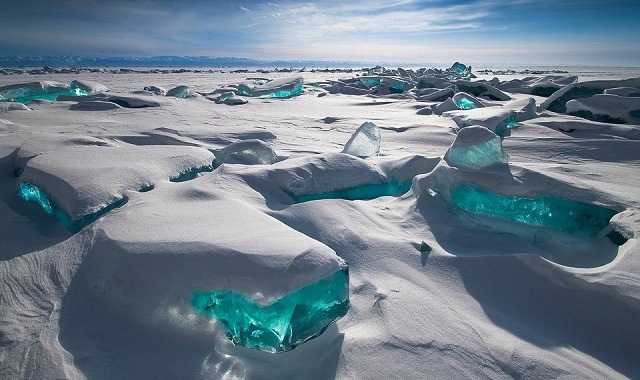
[{"xmin": 0, "ymin": 56, "xmax": 368, "ymax": 68}]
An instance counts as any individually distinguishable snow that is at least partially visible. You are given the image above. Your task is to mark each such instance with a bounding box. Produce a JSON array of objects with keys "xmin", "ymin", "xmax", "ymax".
[{"xmin": 1, "ymin": 66, "xmax": 640, "ymax": 379}]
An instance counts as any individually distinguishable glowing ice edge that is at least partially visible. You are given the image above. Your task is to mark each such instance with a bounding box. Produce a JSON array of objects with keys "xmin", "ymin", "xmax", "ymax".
[
  {"xmin": 289, "ymin": 179, "xmax": 412, "ymax": 203},
  {"xmin": 450, "ymin": 183, "xmax": 618, "ymax": 237},
  {"xmin": 0, "ymin": 84, "xmax": 88, "ymax": 104},
  {"xmin": 17, "ymin": 182, "xmax": 124, "ymax": 233},
  {"xmin": 192, "ymin": 264, "xmax": 349, "ymax": 353},
  {"xmin": 455, "ymin": 96, "xmax": 478, "ymax": 110}
]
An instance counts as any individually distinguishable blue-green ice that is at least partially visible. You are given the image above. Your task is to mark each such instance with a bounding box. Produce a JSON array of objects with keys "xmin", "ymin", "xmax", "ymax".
[{"xmin": 192, "ymin": 264, "xmax": 349, "ymax": 353}]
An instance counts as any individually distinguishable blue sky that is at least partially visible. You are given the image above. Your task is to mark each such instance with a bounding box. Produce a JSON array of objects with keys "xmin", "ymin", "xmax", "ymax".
[{"xmin": 1, "ymin": 0, "xmax": 639, "ymax": 66}]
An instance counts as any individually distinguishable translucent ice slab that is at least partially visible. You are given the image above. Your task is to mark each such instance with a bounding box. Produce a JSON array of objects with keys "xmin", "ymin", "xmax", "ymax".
[
  {"xmin": 444, "ymin": 126, "xmax": 507, "ymax": 170},
  {"xmin": 0, "ymin": 82, "xmax": 88, "ymax": 104},
  {"xmin": 290, "ymin": 179, "xmax": 412, "ymax": 203},
  {"xmin": 450, "ymin": 183, "xmax": 618, "ymax": 237},
  {"xmin": 192, "ymin": 264, "xmax": 349, "ymax": 353},
  {"xmin": 342, "ymin": 121, "xmax": 381, "ymax": 158}
]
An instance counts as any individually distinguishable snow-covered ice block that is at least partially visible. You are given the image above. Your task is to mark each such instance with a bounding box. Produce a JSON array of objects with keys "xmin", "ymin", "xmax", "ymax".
[
  {"xmin": 502, "ymin": 97, "xmax": 537, "ymax": 122},
  {"xmin": 445, "ymin": 107, "xmax": 517, "ymax": 137},
  {"xmin": 431, "ymin": 98, "xmax": 460, "ymax": 115},
  {"xmin": 143, "ymin": 85, "xmax": 167, "ymax": 95},
  {"xmin": 18, "ymin": 145, "xmax": 215, "ymax": 227},
  {"xmin": 452, "ymin": 92, "xmax": 484, "ymax": 110},
  {"xmin": 603, "ymin": 87, "xmax": 640, "ymax": 97},
  {"xmin": 0, "ymin": 81, "xmax": 88, "ymax": 103},
  {"xmin": 81, "ymin": 186, "xmax": 347, "ymax": 352},
  {"xmin": 342, "ymin": 121, "xmax": 381, "ymax": 158},
  {"xmin": 70, "ymin": 80, "xmax": 109, "ymax": 94},
  {"xmin": 359, "ymin": 76, "xmax": 413, "ymax": 92},
  {"xmin": 238, "ymin": 77, "xmax": 304, "ymax": 98},
  {"xmin": 216, "ymin": 139, "xmax": 278, "ymax": 165},
  {"xmin": 566, "ymin": 94, "xmax": 640, "ymax": 124},
  {"xmin": 542, "ymin": 78, "xmax": 640, "ymax": 113},
  {"xmin": 416, "ymin": 87, "xmax": 455, "ymax": 102},
  {"xmin": 453, "ymin": 81, "xmax": 511, "ymax": 101},
  {"xmin": 166, "ymin": 85, "xmax": 190, "ymax": 98},
  {"xmin": 0, "ymin": 102, "xmax": 29, "ymax": 112},
  {"xmin": 444, "ymin": 126, "xmax": 507, "ymax": 170}
]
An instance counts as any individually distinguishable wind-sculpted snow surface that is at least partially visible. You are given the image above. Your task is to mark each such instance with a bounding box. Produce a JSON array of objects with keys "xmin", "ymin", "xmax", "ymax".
[{"xmin": 1, "ymin": 66, "xmax": 640, "ymax": 379}]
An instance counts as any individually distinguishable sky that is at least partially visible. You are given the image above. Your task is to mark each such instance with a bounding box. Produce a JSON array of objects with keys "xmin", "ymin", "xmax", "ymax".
[{"xmin": 1, "ymin": 0, "xmax": 639, "ymax": 66}]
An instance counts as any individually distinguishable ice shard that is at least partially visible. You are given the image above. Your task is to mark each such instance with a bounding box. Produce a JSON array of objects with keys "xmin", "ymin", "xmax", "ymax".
[
  {"xmin": 444, "ymin": 126, "xmax": 507, "ymax": 170},
  {"xmin": 449, "ymin": 62, "xmax": 472, "ymax": 79},
  {"xmin": 452, "ymin": 92, "xmax": 484, "ymax": 110},
  {"xmin": 192, "ymin": 264, "xmax": 349, "ymax": 353},
  {"xmin": 215, "ymin": 139, "xmax": 278, "ymax": 165},
  {"xmin": 166, "ymin": 85, "xmax": 190, "ymax": 98},
  {"xmin": 342, "ymin": 122, "xmax": 381, "ymax": 158},
  {"xmin": 450, "ymin": 183, "xmax": 618, "ymax": 237}
]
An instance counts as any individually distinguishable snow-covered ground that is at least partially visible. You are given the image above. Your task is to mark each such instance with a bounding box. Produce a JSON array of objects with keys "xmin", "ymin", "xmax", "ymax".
[{"xmin": 1, "ymin": 65, "xmax": 640, "ymax": 379}]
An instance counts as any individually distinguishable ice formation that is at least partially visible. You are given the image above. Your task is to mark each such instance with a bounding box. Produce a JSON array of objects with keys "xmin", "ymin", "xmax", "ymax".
[
  {"xmin": 192, "ymin": 264, "xmax": 349, "ymax": 353},
  {"xmin": 566, "ymin": 94, "xmax": 640, "ymax": 124},
  {"xmin": 359, "ymin": 76, "xmax": 412, "ymax": 92},
  {"xmin": 496, "ymin": 75, "xmax": 578, "ymax": 97},
  {"xmin": 502, "ymin": 97, "xmax": 538, "ymax": 122},
  {"xmin": 342, "ymin": 122, "xmax": 381, "ymax": 157},
  {"xmin": 444, "ymin": 126, "xmax": 507, "ymax": 170},
  {"xmin": 143, "ymin": 85, "xmax": 167, "ymax": 95},
  {"xmin": 238, "ymin": 77, "xmax": 304, "ymax": 98},
  {"xmin": 445, "ymin": 108, "xmax": 517, "ymax": 137},
  {"xmin": 449, "ymin": 62, "xmax": 472, "ymax": 79},
  {"xmin": 18, "ymin": 145, "xmax": 215, "ymax": 225},
  {"xmin": 290, "ymin": 179, "xmax": 412, "ymax": 203},
  {"xmin": 541, "ymin": 78, "xmax": 640, "ymax": 113},
  {"xmin": 452, "ymin": 92, "xmax": 484, "ymax": 110},
  {"xmin": 215, "ymin": 139, "xmax": 278, "ymax": 165},
  {"xmin": 450, "ymin": 183, "xmax": 619, "ymax": 237},
  {"xmin": 453, "ymin": 81, "xmax": 511, "ymax": 101},
  {"xmin": 0, "ymin": 102, "xmax": 29, "ymax": 112},
  {"xmin": 604, "ymin": 87, "xmax": 640, "ymax": 97},
  {"xmin": 0, "ymin": 81, "xmax": 88, "ymax": 103},
  {"xmin": 166, "ymin": 85, "xmax": 190, "ymax": 98}
]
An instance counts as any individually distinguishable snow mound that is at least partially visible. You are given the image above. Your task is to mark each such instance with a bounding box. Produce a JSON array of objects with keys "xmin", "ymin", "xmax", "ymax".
[
  {"xmin": 69, "ymin": 100, "xmax": 123, "ymax": 111},
  {"xmin": 81, "ymin": 183, "xmax": 345, "ymax": 320}
]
